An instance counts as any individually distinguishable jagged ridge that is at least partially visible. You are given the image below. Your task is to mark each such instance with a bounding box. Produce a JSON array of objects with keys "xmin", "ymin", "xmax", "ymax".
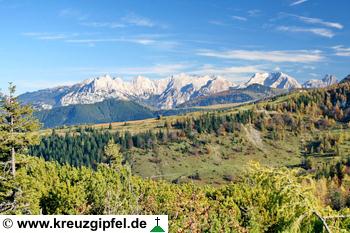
[{"xmin": 19, "ymin": 72, "xmax": 337, "ymax": 110}]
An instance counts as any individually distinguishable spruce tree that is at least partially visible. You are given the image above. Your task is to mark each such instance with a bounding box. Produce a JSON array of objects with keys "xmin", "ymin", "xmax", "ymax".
[{"xmin": 0, "ymin": 83, "xmax": 40, "ymax": 177}]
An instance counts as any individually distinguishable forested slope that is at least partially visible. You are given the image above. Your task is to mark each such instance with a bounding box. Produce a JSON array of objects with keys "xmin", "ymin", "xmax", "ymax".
[{"xmin": 35, "ymin": 99, "xmax": 155, "ymax": 128}]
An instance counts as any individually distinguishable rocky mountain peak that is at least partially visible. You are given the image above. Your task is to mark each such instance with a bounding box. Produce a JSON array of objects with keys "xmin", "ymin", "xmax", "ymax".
[
  {"xmin": 245, "ymin": 72, "xmax": 301, "ymax": 89},
  {"xmin": 322, "ymin": 74, "xmax": 337, "ymax": 85},
  {"xmin": 303, "ymin": 74, "xmax": 337, "ymax": 88}
]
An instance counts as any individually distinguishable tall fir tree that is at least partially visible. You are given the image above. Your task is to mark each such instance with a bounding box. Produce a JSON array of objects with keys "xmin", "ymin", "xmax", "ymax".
[{"xmin": 0, "ymin": 83, "xmax": 40, "ymax": 176}]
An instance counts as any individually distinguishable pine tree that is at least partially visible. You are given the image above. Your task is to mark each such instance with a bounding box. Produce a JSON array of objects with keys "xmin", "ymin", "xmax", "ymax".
[{"xmin": 0, "ymin": 83, "xmax": 40, "ymax": 177}]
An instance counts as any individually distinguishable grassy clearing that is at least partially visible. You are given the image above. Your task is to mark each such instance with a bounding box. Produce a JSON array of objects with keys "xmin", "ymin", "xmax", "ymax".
[{"xmin": 128, "ymin": 129, "xmax": 302, "ymax": 185}]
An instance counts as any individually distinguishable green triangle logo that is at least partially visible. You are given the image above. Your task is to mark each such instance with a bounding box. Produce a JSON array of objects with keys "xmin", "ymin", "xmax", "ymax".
[
  {"xmin": 150, "ymin": 225, "xmax": 165, "ymax": 232},
  {"xmin": 150, "ymin": 217, "xmax": 165, "ymax": 232}
]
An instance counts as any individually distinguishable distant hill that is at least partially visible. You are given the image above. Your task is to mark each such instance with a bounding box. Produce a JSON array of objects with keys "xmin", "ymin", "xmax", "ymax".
[
  {"xmin": 177, "ymin": 84, "xmax": 286, "ymax": 108},
  {"xmin": 35, "ymin": 99, "xmax": 155, "ymax": 128},
  {"xmin": 35, "ymin": 98, "xmax": 207, "ymax": 128}
]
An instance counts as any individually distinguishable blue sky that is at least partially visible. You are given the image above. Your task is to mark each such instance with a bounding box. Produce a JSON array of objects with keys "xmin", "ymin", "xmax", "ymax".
[{"xmin": 0, "ymin": 0, "xmax": 349, "ymax": 94}]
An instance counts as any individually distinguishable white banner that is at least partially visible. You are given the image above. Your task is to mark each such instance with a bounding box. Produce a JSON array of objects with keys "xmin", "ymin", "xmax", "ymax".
[{"xmin": 0, "ymin": 215, "xmax": 168, "ymax": 233}]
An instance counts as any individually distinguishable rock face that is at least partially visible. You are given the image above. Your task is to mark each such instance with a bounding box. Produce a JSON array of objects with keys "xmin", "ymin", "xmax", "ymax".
[
  {"xmin": 302, "ymin": 74, "xmax": 337, "ymax": 88},
  {"xmin": 156, "ymin": 74, "xmax": 235, "ymax": 109},
  {"xmin": 20, "ymin": 74, "xmax": 236, "ymax": 110},
  {"xmin": 244, "ymin": 72, "xmax": 302, "ymax": 89},
  {"xmin": 60, "ymin": 75, "xmax": 169, "ymax": 106}
]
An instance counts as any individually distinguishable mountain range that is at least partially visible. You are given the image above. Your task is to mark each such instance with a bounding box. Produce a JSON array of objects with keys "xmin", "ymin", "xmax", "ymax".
[
  {"xmin": 19, "ymin": 72, "xmax": 337, "ymax": 111},
  {"xmin": 20, "ymin": 74, "xmax": 236, "ymax": 110}
]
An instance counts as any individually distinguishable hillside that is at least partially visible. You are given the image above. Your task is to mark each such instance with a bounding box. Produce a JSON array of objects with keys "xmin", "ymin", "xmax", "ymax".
[{"xmin": 35, "ymin": 99, "xmax": 155, "ymax": 128}]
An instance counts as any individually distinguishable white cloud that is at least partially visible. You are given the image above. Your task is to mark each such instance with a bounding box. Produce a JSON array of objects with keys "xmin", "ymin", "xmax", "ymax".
[
  {"xmin": 65, "ymin": 38, "xmax": 120, "ymax": 43},
  {"xmin": 297, "ymin": 15, "xmax": 343, "ymax": 29},
  {"xmin": 64, "ymin": 36, "xmax": 178, "ymax": 49},
  {"xmin": 128, "ymin": 39, "xmax": 156, "ymax": 45},
  {"xmin": 73, "ymin": 64, "xmax": 190, "ymax": 76},
  {"xmin": 121, "ymin": 13, "xmax": 155, "ymax": 27},
  {"xmin": 247, "ymin": 9, "xmax": 261, "ymax": 17},
  {"xmin": 197, "ymin": 49, "xmax": 324, "ymax": 63},
  {"xmin": 332, "ymin": 45, "xmax": 350, "ymax": 56},
  {"xmin": 81, "ymin": 13, "xmax": 164, "ymax": 29},
  {"xmin": 23, "ymin": 31, "xmax": 177, "ymax": 49},
  {"xmin": 64, "ymin": 37, "xmax": 156, "ymax": 46},
  {"xmin": 116, "ymin": 64, "xmax": 189, "ymax": 75},
  {"xmin": 59, "ymin": 8, "xmax": 88, "ymax": 21},
  {"xmin": 16, "ymin": 80, "xmax": 76, "ymax": 90},
  {"xmin": 290, "ymin": 0, "xmax": 308, "ymax": 6},
  {"xmin": 309, "ymin": 73, "xmax": 319, "ymax": 77},
  {"xmin": 277, "ymin": 26, "xmax": 334, "ymax": 38},
  {"xmin": 80, "ymin": 21, "xmax": 125, "ymax": 28},
  {"xmin": 22, "ymin": 32, "xmax": 78, "ymax": 40},
  {"xmin": 191, "ymin": 65, "xmax": 264, "ymax": 77},
  {"xmin": 303, "ymin": 65, "xmax": 316, "ymax": 70},
  {"xmin": 282, "ymin": 13, "xmax": 343, "ymax": 29},
  {"xmin": 232, "ymin": 16, "xmax": 247, "ymax": 21},
  {"xmin": 209, "ymin": 20, "xmax": 226, "ymax": 26}
]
